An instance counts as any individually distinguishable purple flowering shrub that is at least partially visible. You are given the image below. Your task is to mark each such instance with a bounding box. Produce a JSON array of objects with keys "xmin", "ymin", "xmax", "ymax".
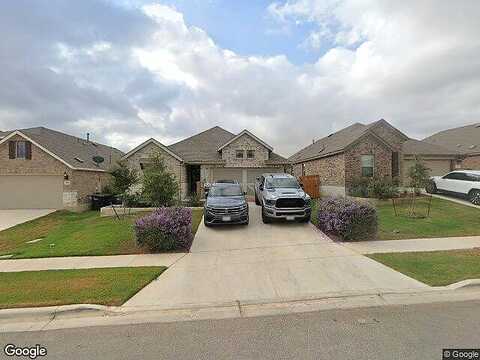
[
  {"xmin": 134, "ymin": 207, "xmax": 193, "ymax": 251},
  {"xmin": 315, "ymin": 197, "xmax": 377, "ymax": 241}
]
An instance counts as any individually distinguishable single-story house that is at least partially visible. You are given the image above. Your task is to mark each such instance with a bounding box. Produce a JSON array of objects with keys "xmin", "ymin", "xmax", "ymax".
[
  {"xmin": 122, "ymin": 126, "xmax": 290, "ymax": 197},
  {"xmin": 423, "ymin": 123, "xmax": 480, "ymax": 170},
  {"xmin": 289, "ymin": 119, "xmax": 461, "ymax": 196},
  {"xmin": 0, "ymin": 127, "xmax": 123, "ymax": 210}
]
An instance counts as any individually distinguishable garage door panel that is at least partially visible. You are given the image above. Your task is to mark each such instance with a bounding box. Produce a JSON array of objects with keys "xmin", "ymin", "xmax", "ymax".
[
  {"xmin": 0, "ymin": 175, "xmax": 63, "ymax": 209},
  {"xmin": 212, "ymin": 168, "xmax": 243, "ymax": 183}
]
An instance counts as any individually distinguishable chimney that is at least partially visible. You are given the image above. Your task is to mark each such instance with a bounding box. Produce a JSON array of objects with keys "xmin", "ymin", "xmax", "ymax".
[{"xmin": 86, "ymin": 133, "xmax": 90, "ymax": 142}]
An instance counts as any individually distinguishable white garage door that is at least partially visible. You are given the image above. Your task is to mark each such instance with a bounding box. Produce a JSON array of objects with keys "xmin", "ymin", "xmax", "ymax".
[
  {"xmin": 0, "ymin": 175, "xmax": 63, "ymax": 209},
  {"xmin": 212, "ymin": 168, "xmax": 243, "ymax": 184}
]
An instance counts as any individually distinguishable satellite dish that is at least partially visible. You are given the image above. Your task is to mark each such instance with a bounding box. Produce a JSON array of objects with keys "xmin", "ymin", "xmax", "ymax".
[{"xmin": 92, "ymin": 156, "xmax": 104, "ymax": 166}]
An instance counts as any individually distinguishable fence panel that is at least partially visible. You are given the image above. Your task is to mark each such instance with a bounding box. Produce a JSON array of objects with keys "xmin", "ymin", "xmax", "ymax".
[{"xmin": 299, "ymin": 175, "xmax": 321, "ymax": 198}]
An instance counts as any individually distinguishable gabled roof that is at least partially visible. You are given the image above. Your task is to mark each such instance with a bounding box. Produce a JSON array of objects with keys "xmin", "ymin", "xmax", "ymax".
[
  {"xmin": 423, "ymin": 123, "xmax": 480, "ymax": 155},
  {"xmin": 122, "ymin": 138, "xmax": 183, "ymax": 162},
  {"xmin": 168, "ymin": 126, "xmax": 235, "ymax": 163},
  {"xmin": 402, "ymin": 138, "xmax": 460, "ymax": 157},
  {"xmin": 290, "ymin": 119, "xmax": 458, "ymax": 163},
  {"xmin": 0, "ymin": 127, "xmax": 123, "ymax": 171},
  {"xmin": 217, "ymin": 129, "xmax": 273, "ymax": 151}
]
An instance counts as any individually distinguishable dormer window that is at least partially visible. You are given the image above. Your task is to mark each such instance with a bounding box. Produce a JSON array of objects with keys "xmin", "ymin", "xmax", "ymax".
[
  {"xmin": 247, "ymin": 150, "xmax": 255, "ymax": 159},
  {"xmin": 236, "ymin": 150, "xmax": 244, "ymax": 159}
]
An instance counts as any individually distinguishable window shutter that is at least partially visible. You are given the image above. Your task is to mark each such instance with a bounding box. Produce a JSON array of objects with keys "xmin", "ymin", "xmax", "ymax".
[
  {"xmin": 8, "ymin": 141, "xmax": 16, "ymax": 159},
  {"xmin": 25, "ymin": 141, "xmax": 32, "ymax": 160}
]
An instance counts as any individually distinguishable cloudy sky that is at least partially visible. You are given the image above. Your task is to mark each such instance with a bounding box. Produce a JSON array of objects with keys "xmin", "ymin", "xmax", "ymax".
[{"xmin": 1, "ymin": 0, "xmax": 480, "ymax": 156}]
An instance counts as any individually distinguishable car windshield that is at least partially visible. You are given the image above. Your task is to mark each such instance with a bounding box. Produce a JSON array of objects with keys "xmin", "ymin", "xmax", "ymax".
[
  {"xmin": 209, "ymin": 185, "xmax": 243, "ymax": 196},
  {"xmin": 265, "ymin": 178, "xmax": 299, "ymax": 189}
]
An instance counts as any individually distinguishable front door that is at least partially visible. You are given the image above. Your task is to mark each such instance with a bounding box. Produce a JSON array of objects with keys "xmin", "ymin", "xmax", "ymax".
[{"xmin": 187, "ymin": 165, "xmax": 201, "ymax": 194}]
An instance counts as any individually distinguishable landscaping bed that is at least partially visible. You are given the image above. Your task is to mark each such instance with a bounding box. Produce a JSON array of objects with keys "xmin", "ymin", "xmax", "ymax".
[
  {"xmin": 0, "ymin": 209, "xmax": 203, "ymax": 259},
  {"xmin": 368, "ymin": 248, "xmax": 480, "ymax": 286},
  {"xmin": 0, "ymin": 266, "xmax": 166, "ymax": 309}
]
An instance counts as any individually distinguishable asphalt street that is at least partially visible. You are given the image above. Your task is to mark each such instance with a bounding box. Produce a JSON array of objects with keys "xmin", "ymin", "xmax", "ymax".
[{"xmin": 1, "ymin": 300, "xmax": 479, "ymax": 360}]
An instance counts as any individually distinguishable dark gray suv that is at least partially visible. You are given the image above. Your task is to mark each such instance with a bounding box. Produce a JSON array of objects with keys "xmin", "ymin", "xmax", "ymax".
[{"xmin": 204, "ymin": 182, "xmax": 249, "ymax": 226}]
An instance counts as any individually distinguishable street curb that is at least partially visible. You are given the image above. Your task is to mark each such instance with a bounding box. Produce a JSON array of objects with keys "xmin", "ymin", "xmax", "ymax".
[
  {"xmin": 2, "ymin": 285, "xmax": 480, "ymax": 331},
  {"xmin": 0, "ymin": 304, "xmax": 110, "ymax": 322},
  {"xmin": 446, "ymin": 279, "xmax": 480, "ymax": 290}
]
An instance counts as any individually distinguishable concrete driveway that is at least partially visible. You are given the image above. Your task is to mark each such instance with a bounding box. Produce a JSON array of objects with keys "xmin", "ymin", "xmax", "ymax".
[
  {"xmin": 124, "ymin": 204, "xmax": 428, "ymax": 309},
  {"xmin": 0, "ymin": 209, "xmax": 56, "ymax": 231}
]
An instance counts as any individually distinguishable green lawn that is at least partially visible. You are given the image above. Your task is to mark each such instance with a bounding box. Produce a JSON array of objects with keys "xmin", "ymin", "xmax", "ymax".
[
  {"xmin": 368, "ymin": 249, "xmax": 480, "ymax": 286},
  {"xmin": 0, "ymin": 267, "xmax": 166, "ymax": 309},
  {"xmin": 0, "ymin": 209, "xmax": 203, "ymax": 259},
  {"xmin": 377, "ymin": 197, "xmax": 480, "ymax": 240}
]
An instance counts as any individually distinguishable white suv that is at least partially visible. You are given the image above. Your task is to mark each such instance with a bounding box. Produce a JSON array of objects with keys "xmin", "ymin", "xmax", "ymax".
[{"xmin": 427, "ymin": 170, "xmax": 480, "ymax": 205}]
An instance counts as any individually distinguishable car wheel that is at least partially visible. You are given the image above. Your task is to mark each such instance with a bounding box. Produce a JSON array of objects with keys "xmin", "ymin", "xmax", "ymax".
[
  {"xmin": 255, "ymin": 194, "xmax": 260, "ymax": 205},
  {"xmin": 204, "ymin": 218, "xmax": 211, "ymax": 227},
  {"xmin": 261, "ymin": 207, "xmax": 271, "ymax": 224},
  {"xmin": 469, "ymin": 190, "xmax": 480, "ymax": 205},
  {"xmin": 425, "ymin": 181, "xmax": 437, "ymax": 194}
]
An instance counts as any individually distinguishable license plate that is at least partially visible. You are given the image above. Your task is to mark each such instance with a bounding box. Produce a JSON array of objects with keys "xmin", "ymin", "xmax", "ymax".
[
  {"xmin": 222, "ymin": 216, "xmax": 231, "ymax": 222},
  {"xmin": 286, "ymin": 216, "xmax": 295, "ymax": 221}
]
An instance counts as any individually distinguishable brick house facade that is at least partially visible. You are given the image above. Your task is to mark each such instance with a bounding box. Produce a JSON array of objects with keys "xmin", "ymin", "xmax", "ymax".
[{"xmin": 291, "ymin": 119, "xmax": 459, "ymax": 196}]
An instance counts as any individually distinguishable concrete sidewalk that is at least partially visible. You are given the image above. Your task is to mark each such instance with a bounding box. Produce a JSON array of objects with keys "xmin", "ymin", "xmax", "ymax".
[
  {"xmin": 0, "ymin": 253, "xmax": 185, "ymax": 272},
  {"xmin": 343, "ymin": 236, "xmax": 480, "ymax": 254}
]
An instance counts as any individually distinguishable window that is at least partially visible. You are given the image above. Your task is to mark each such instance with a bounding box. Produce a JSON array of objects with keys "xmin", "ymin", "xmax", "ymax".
[
  {"xmin": 16, "ymin": 141, "xmax": 27, "ymax": 159},
  {"xmin": 247, "ymin": 150, "xmax": 255, "ymax": 159},
  {"xmin": 361, "ymin": 155, "xmax": 374, "ymax": 177},
  {"xmin": 9, "ymin": 140, "xmax": 31, "ymax": 160},
  {"xmin": 236, "ymin": 150, "xmax": 244, "ymax": 159},
  {"xmin": 466, "ymin": 173, "xmax": 480, "ymax": 182},
  {"xmin": 391, "ymin": 152, "xmax": 399, "ymax": 177},
  {"xmin": 302, "ymin": 163, "xmax": 306, "ymax": 176},
  {"xmin": 443, "ymin": 172, "xmax": 468, "ymax": 181}
]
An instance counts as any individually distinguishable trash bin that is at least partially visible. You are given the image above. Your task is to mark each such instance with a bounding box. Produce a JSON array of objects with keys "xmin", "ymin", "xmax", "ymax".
[{"xmin": 90, "ymin": 194, "xmax": 116, "ymax": 211}]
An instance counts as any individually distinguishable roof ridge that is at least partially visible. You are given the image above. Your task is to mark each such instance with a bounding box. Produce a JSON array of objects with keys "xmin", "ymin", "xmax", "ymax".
[{"xmin": 168, "ymin": 125, "xmax": 235, "ymax": 148}]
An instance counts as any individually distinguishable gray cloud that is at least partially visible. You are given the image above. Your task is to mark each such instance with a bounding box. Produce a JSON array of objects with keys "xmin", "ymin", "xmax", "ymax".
[{"xmin": 1, "ymin": 0, "xmax": 480, "ymax": 157}]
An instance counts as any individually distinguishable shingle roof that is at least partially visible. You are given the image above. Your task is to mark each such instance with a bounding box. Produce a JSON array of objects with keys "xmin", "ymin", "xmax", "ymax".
[
  {"xmin": 423, "ymin": 123, "xmax": 480, "ymax": 155},
  {"xmin": 10, "ymin": 127, "xmax": 124, "ymax": 171},
  {"xmin": 401, "ymin": 138, "xmax": 460, "ymax": 156},
  {"xmin": 289, "ymin": 122, "xmax": 369, "ymax": 163},
  {"xmin": 168, "ymin": 126, "xmax": 235, "ymax": 163},
  {"xmin": 167, "ymin": 126, "xmax": 289, "ymax": 164},
  {"xmin": 290, "ymin": 119, "xmax": 459, "ymax": 163}
]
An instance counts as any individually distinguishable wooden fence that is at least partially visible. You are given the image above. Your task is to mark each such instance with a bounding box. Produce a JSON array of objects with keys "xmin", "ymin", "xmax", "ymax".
[{"xmin": 299, "ymin": 175, "xmax": 321, "ymax": 199}]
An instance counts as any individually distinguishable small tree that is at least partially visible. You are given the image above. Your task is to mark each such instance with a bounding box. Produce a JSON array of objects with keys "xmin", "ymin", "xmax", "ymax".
[
  {"xmin": 407, "ymin": 156, "xmax": 431, "ymax": 217},
  {"xmin": 408, "ymin": 157, "xmax": 431, "ymax": 194},
  {"xmin": 142, "ymin": 152, "xmax": 179, "ymax": 207},
  {"xmin": 109, "ymin": 161, "xmax": 139, "ymax": 196}
]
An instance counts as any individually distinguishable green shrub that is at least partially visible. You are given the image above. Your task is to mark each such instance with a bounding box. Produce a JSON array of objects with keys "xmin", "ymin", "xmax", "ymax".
[
  {"xmin": 142, "ymin": 152, "xmax": 179, "ymax": 207},
  {"xmin": 348, "ymin": 176, "xmax": 398, "ymax": 199}
]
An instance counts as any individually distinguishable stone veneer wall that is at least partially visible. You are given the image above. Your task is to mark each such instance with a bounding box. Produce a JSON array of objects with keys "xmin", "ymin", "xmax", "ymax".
[
  {"xmin": 221, "ymin": 134, "xmax": 269, "ymax": 167},
  {"xmin": 124, "ymin": 141, "xmax": 188, "ymax": 199}
]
